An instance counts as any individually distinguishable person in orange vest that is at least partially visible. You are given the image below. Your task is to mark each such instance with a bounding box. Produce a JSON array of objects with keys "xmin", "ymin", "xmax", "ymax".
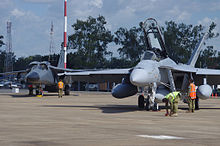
[
  {"xmin": 187, "ymin": 78, "xmax": 196, "ymax": 113},
  {"xmin": 58, "ymin": 79, "xmax": 64, "ymax": 98}
]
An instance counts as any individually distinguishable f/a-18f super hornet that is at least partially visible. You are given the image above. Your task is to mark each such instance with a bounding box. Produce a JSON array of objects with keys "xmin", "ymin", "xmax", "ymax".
[
  {"xmin": 60, "ymin": 18, "xmax": 216, "ymax": 110},
  {"xmin": 0, "ymin": 49, "xmax": 83, "ymax": 95}
]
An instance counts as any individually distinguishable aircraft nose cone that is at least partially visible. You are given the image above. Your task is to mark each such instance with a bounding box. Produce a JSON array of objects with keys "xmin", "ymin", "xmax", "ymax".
[
  {"xmin": 130, "ymin": 69, "xmax": 148, "ymax": 86},
  {"xmin": 26, "ymin": 72, "xmax": 40, "ymax": 83}
]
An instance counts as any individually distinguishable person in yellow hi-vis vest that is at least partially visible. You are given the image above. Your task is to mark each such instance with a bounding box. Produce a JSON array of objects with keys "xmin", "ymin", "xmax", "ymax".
[
  {"xmin": 162, "ymin": 91, "xmax": 181, "ymax": 117},
  {"xmin": 187, "ymin": 79, "xmax": 196, "ymax": 113},
  {"xmin": 58, "ymin": 79, "xmax": 64, "ymax": 98}
]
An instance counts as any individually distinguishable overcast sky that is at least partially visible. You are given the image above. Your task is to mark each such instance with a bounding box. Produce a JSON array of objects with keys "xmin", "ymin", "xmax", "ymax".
[{"xmin": 0, "ymin": 0, "xmax": 220, "ymax": 58}]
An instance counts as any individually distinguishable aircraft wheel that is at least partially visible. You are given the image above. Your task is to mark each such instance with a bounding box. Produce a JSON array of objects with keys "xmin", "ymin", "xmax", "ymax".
[
  {"xmin": 65, "ymin": 85, "xmax": 70, "ymax": 95},
  {"xmin": 28, "ymin": 88, "xmax": 33, "ymax": 95},
  {"xmin": 145, "ymin": 96, "xmax": 150, "ymax": 111},
  {"xmin": 36, "ymin": 89, "xmax": 39, "ymax": 95},
  {"xmin": 138, "ymin": 95, "xmax": 145, "ymax": 109},
  {"xmin": 195, "ymin": 97, "xmax": 199, "ymax": 110}
]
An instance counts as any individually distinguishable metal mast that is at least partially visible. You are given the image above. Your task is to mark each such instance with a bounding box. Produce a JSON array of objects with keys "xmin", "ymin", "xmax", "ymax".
[
  {"xmin": 49, "ymin": 21, "xmax": 55, "ymax": 63},
  {"xmin": 63, "ymin": 0, "xmax": 67, "ymax": 68},
  {"xmin": 4, "ymin": 21, "xmax": 13, "ymax": 73}
]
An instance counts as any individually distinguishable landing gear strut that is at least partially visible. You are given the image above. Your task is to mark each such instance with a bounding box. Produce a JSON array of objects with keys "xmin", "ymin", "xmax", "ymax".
[
  {"xmin": 137, "ymin": 95, "xmax": 159, "ymax": 111},
  {"xmin": 64, "ymin": 85, "xmax": 70, "ymax": 95},
  {"xmin": 137, "ymin": 83, "xmax": 160, "ymax": 111}
]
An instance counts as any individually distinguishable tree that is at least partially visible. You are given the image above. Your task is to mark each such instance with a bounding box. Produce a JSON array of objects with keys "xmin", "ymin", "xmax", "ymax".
[
  {"xmin": 0, "ymin": 51, "xmax": 6, "ymax": 73},
  {"xmin": 198, "ymin": 46, "xmax": 217, "ymax": 68},
  {"xmin": 0, "ymin": 35, "xmax": 4, "ymax": 47},
  {"xmin": 114, "ymin": 27, "xmax": 145, "ymax": 63},
  {"xmin": 68, "ymin": 15, "xmax": 113, "ymax": 68},
  {"xmin": 163, "ymin": 21, "xmax": 219, "ymax": 64}
]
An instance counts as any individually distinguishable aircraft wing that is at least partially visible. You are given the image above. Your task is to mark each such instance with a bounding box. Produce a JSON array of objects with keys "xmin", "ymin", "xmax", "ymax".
[
  {"xmin": 160, "ymin": 64, "xmax": 220, "ymax": 85},
  {"xmin": 0, "ymin": 70, "xmax": 27, "ymax": 75},
  {"xmin": 58, "ymin": 68, "xmax": 130, "ymax": 83},
  {"xmin": 159, "ymin": 64, "xmax": 197, "ymax": 73},
  {"xmin": 49, "ymin": 65, "xmax": 85, "ymax": 73}
]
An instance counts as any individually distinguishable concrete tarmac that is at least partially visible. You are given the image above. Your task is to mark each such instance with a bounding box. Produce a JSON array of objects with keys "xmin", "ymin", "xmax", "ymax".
[{"xmin": 0, "ymin": 89, "xmax": 220, "ymax": 146}]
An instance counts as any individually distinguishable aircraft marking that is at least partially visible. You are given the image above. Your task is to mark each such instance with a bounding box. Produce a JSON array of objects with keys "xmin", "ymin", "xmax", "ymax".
[{"xmin": 137, "ymin": 135, "xmax": 185, "ymax": 139}]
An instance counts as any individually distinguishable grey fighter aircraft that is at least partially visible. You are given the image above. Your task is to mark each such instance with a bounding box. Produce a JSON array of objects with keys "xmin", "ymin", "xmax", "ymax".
[
  {"xmin": 60, "ymin": 18, "xmax": 216, "ymax": 110},
  {"xmin": 0, "ymin": 49, "xmax": 83, "ymax": 95}
]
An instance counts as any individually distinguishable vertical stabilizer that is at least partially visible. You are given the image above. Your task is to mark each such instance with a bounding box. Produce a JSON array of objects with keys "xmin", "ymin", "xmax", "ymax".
[
  {"xmin": 57, "ymin": 48, "xmax": 65, "ymax": 68},
  {"xmin": 187, "ymin": 32, "xmax": 208, "ymax": 67},
  {"xmin": 181, "ymin": 32, "xmax": 208, "ymax": 91}
]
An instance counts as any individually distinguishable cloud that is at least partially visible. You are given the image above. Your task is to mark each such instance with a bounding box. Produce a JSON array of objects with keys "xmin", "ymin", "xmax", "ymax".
[
  {"xmin": 11, "ymin": 9, "xmax": 25, "ymax": 18},
  {"xmin": 0, "ymin": 0, "xmax": 219, "ymax": 58},
  {"xmin": 198, "ymin": 17, "xmax": 213, "ymax": 25},
  {"xmin": 177, "ymin": 11, "xmax": 191, "ymax": 21},
  {"xmin": 90, "ymin": 0, "xmax": 103, "ymax": 8},
  {"xmin": 23, "ymin": 0, "xmax": 55, "ymax": 3}
]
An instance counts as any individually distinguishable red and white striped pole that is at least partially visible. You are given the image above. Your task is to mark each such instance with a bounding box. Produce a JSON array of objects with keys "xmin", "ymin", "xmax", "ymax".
[{"xmin": 63, "ymin": 0, "xmax": 67, "ymax": 68}]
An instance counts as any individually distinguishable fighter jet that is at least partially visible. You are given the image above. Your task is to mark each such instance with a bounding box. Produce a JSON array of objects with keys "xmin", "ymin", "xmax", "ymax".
[
  {"xmin": 60, "ymin": 18, "xmax": 216, "ymax": 110},
  {"xmin": 0, "ymin": 49, "xmax": 83, "ymax": 95}
]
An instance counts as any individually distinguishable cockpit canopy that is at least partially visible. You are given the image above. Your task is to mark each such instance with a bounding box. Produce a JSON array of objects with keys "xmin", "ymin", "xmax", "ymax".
[
  {"xmin": 141, "ymin": 51, "xmax": 158, "ymax": 61},
  {"xmin": 28, "ymin": 61, "xmax": 50, "ymax": 70},
  {"xmin": 141, "ymin": 18, "xmax": 167, "ymax": 59}
]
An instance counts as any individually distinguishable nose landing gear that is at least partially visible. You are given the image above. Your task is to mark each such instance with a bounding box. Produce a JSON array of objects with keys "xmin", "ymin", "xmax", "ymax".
[{"xmin": 138, "ymin": 95, "xmax": 159, "ymax": 111}]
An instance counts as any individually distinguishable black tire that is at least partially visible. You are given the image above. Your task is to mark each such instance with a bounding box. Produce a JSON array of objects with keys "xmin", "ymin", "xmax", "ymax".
[
  {"xmin": 65, "ymin": 85, "xmax": 70, "ymax": 95},
  {"xmin": 145, "ymin": 96, "xmax": 150, "ymax": 111},
  {"xmin": 195, "ymin": 97, "xmax": 199, "ymax": 110},
  {"xmin": 138, "ymin": 95, "xmax": 145, "ymax": 110},
  {"xmin": 36, "ymin": 90, "xmax": 39, "ymax": 95}
]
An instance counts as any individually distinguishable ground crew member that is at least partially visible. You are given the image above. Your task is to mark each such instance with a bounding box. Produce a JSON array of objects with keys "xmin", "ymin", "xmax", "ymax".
[
  {"xmin": 162, "ymin": 91, "xmax": 181, "ymax": 117},
  {"xmin": 58, "ymin": 79, "xmax": 64, "ymax": 98},
  {"xmin": 187, "ymin": 79, "xmax": 196, "ymax": 113}
]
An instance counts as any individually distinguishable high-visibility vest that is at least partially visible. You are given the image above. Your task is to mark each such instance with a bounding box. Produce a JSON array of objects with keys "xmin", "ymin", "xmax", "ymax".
[
  {"xmin": 165, "ymin": 91, "xmax": 180, "ymax": 102},
  {"xmin": 58, "ymin": 81, "xmax": 64, "ymax": 89},
  {"xmin": 189, "ymin": 83, "xmax": 196, "ymax": 99}
]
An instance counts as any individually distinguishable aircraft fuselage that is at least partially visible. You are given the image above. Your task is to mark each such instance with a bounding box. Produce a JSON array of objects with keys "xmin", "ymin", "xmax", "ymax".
[
  {"xmin": 130, "ymin": 58, "xmax": 176, "ymax": 87},
  {"xmin": 25, "ymin": 65, "xmax": 56, "ymax": 85}
]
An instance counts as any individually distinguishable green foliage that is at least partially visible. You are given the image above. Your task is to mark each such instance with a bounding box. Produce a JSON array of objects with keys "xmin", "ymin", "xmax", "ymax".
[
  {"xmin": 163, "ymin": 21, "xmax": 219, "ymax": 64},
  {"xmin": 1, "ymin": 17, "xmax": 220, "ymax": 72},
  {"xmin": 114, "ymin": 27, "xmax": 145, "ymax": 63},
  {"xmin": 0, "ymin": 35, "xmax": 4, "ymax": 47},
  {"xmin": 13, "ymin": 55, "xmax": 54, "ymax": 71},
  {"xmin": 68, "ymin": 15, "xmax": 113, "ymax": 68},
  {"xmin": 0, "ymin": 50, "xmax": 6, "ymax": 73}
]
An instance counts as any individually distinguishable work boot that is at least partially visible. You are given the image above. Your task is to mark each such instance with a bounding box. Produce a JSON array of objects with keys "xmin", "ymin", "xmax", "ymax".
[
  {"xmin": 171, "ymin": 113, "xmax": 178, "ymax": 117},
  {"xmin": 186, "ymin": 110, "xmax": 192, "ymax": 113}
]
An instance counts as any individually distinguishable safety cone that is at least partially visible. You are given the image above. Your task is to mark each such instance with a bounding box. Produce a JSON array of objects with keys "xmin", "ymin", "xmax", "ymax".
[
  {"xmin": 215, "ymin": 93, "xmax": 218, "ymax": 99},
  {"xmin": 212, "ymin": 93, "xmax": 214, "ymax": 98}
]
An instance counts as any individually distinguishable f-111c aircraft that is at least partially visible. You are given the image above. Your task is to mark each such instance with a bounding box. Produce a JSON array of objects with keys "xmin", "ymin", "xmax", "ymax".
[
  {"xmin": 0, "ymin": 49, "xmax": 83, "ymax": 95},
  {"xmin": 60, "ymin": 18, "xmax": 217, "ymax": 110}
]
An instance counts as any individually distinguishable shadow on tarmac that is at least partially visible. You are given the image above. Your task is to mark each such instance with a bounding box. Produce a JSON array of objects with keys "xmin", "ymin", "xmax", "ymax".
[
  {"xmin": 42, "ymin": 104, "xmax": 220, "ymax": 114},
  {"xmin": 42, "ymin": 104, "xmax": 139, "ymax": 114},
  {"xmin": 10, "ymin": 94, "xmax": 79, "ymax": 98},
  {"xmin": 10, "ymin": 94, "xmax": 33, "ymax": 98}
]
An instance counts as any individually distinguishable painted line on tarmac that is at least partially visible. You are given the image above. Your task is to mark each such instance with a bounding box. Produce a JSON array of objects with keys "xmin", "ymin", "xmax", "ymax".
[{"xmin": 137, "ymin": 135, "xmax": 185, "ymax": 140}]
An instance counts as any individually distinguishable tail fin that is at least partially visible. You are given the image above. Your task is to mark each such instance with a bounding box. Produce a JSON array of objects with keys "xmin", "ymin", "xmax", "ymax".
[
  {"xmin": 187, "ymin": 32, "xmax": 208, "ymax": 67},
  {"xmin": 57, "ymin": 48, "xmax": 65, "ymax": 68},
  {"xmin": 181, "ymin": 32, "xmax": 208, "ymax": 91}
]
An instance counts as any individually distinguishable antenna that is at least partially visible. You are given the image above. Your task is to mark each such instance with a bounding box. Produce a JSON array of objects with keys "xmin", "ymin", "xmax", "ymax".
[
  {"xmin": 4, "ymin": 21, "xmax": 13, "ymax": 73},
  {"xmin": 49, "ymin": 21, "xmax": 55, "ymax": 64}
]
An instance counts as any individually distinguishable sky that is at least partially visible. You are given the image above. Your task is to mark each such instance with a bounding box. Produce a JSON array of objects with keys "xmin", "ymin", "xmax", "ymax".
[{"xmin": 0, "ymin": 0, "xmax": 220, "ymax": 58}]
